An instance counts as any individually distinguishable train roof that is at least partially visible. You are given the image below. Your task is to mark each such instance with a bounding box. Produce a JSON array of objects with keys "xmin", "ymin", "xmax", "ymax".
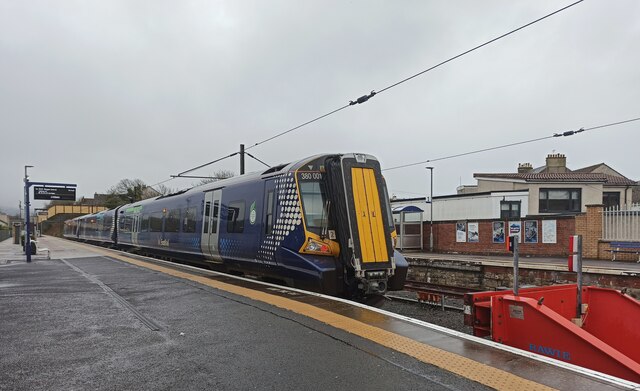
[{"xmin": 66, "ymin": 153, "xmax": 380, "ymax": 222}]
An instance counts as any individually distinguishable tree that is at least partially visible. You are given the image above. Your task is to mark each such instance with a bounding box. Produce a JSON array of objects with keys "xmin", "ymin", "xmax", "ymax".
[
  {"xmin": 155, "ymin": 183, "xmax": 178, "ymax": 196},
  {"xmin": 105, "ymin": 179, "xmax": 158, "ymax": 208},
  {"xmin": 196, "ymin": 170, "xmax": 235, "ymax": 186}
]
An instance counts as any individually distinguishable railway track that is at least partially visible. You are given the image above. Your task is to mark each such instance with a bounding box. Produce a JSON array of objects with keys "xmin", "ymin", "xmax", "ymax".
[{"xmin": 386, "ymin": 280, "xmax": 483, "ymax": 312}]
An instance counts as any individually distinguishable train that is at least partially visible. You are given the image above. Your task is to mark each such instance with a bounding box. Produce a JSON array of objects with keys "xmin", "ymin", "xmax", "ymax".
[{"xmin": 64, "ymin": 153, "xmax": 408, "ymax": 302}]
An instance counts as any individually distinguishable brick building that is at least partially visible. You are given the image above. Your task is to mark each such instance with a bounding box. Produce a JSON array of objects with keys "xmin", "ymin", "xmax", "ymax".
[{"xmin": 393, "ymin": 153, "xmax": 638, "ymax": 260}]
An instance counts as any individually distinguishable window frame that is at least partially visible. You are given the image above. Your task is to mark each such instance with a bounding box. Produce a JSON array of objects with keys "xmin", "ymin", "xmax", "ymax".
[
  {"xmin": 539, "ymin": 188, "xmax": 582, "ymax": 213},
  {"xmin": 226, "ymin": 201, "xmax": 245, "ymax": 233},
  {"xmin": 602, "ymin": 191, "xmax": 620, "ymax": 209},
  {"xmin": 183, "ymin": 207, "xmax": 197, "ymax": 233},
  {"xmin": 500, "ymin": 200, "xmax": 521, "ymax": 220},
  {"xmin": 265, "ymin": 190, "xmax": 275, "ymax": 235},
  {"xmin": 165, "ymin": 209, "xmax": 181, "ymax": 233}
]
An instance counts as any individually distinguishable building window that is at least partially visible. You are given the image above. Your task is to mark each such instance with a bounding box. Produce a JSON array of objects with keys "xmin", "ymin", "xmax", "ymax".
[
  {"xmin": 602, "ymin": 192, "xmax": 620, "ymax": 209},
  {"xmin": 500, "ymin": 201, "xmax": 521, "ymax": 220},
  {"xmin": 539, "ymin": 189, "xmax": 581, "ymax": 213}
]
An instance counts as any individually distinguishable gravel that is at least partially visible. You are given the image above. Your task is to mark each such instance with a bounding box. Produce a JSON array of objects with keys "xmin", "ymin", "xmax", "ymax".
[{"xmin": 379, "ymin": 291, "xmax": 473, "ymax": 334}]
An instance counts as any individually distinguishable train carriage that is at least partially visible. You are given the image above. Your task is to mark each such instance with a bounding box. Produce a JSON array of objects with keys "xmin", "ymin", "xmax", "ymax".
[{"xmin": 64, "ymin": 153, "xmax": 408, "ymax": 301}]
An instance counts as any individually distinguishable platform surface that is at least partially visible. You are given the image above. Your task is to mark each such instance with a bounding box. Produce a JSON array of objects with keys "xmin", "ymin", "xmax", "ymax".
[{"xmin": 1, "ymin": 237, "xmax": 636, "ymax": 390}]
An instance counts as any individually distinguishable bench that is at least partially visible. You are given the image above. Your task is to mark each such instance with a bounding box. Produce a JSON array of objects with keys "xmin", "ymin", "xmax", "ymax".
[{"xmin": 607, "ymin": 241, "xmax": 640, "ymax": 262}]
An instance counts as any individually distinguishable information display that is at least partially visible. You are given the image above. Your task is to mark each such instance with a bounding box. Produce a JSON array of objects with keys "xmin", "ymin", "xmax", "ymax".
[{"xmin": 33, "ymin": 186, "xmax": 76, "ymax": 201}]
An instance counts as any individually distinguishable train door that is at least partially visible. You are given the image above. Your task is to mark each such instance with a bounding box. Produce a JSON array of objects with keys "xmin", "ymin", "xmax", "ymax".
[
  {"xmin": 260, "ymin": 179, "xmax": 277, "ymax": 264},
  {"xmin": 351, "ymin": 167, "xmax": 389, "ymax": 263},
  {"xmin": 131, "ymin": 215, "xmax": 139, "ymax": 246},
  {"xmin": 201, "ymin": 189, "xmax": 223, "ymax": 262}
]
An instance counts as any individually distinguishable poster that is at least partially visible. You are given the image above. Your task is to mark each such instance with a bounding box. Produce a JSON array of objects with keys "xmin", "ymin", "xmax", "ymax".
[
  {"xmin": 542, "ymin": 220, "xmax": 557, "ymax": 243},
  {"xmin": 468, "ymin": 222, "xmax": 479, "ymax": 243},
  {"xmin": 456, "ymin": 221, "xmax": 466, "ymax": 242},
  {"xmin": 508, "ymin": 221, "xmax": 522, "ymax": 242},
  {"xmin": 524, "ymin": 220, "xmax": 538, "ymax": 243},
  {"xmin": 492, "ymin": 221, "xmax": 505, "ymax": 243}
]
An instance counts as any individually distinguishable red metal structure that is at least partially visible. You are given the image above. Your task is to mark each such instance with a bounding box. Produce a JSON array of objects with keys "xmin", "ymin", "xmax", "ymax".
[{"xmin": 464, "ymin": 284, "xmax": 640, "ymax": 383}]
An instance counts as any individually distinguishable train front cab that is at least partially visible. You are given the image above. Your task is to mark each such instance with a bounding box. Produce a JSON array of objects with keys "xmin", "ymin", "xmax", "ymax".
[{"xmin": 297, "ymin": 153, "xmax": 408, "ymax": 298}]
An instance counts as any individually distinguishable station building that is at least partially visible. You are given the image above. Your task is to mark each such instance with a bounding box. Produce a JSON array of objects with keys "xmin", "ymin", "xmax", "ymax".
[{"xmin": 392, "ymin": 153, "xmax": 639, "ymax": 260}]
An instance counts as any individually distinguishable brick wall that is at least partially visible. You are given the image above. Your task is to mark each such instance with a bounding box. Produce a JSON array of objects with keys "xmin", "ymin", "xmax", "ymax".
[
  {"xmin": 407, "ymin": 258, "xmax": 640, "ymax": 299},
  {"xmin": 425, "ymin": 217, "xmax": 575, "ymax": 257},
  {"xmin": 574, "ymin": 204, "xmax": 636, "ymax": 261},
  {"xmin": 575, "ymin": 204, "xmax": 603, "ymax": 258}
]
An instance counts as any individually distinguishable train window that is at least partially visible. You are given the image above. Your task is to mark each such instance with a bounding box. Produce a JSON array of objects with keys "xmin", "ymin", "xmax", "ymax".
[
  {"xmin": 299, "ymin": 180, "xmax": 326, "ymax": 234},
  {"xmin": 183, "ymin": 207, "xmax": 197, "ymax": 233},
  {"xmin": 120, "ymin": 216, "xmax": 132, "ymax": 233},
  {"xmin": 104, "ymin": 215, "xmax": 113, "ymax": 232},
  {"xmin": 226, "ymin": 201, "xmax": 245, "ymax": 233},
  {"xmin": 140, "ymin": 215, "xmax": 149, "ymax": 232},
  {"xmin": 380, "ymin": 182, "xmax": 394, "ymax": 230},
  {"xmin": 203, "ymin": 201, "xmax": 210, "ymax": 234},
  {"xmin": 265, "ymin": 191, "xmax": 274, "ymax": 234},
  {"xmin": 165, "ymin": 209, "xmax": 180, "ymax": 233},
  {"xmin": 212, "ymin": 201, "xmax": 219, "ymax": 234},
  {"xmin": 149, "ymin": 212, "xmax": 163, "ymax": 232}
]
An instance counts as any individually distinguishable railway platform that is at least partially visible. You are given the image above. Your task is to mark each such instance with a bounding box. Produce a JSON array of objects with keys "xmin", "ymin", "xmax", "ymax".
[
  {"xmin": 1, "ymin": 237, "xmax": 638, "ymax": 390},
  {"xmin": 401, "ymin": 250, "xmax": 640, "ymax": 274}
]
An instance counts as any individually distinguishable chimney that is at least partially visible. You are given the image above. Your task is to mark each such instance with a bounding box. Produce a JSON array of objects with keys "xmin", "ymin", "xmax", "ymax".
[
  {"xmin": 518, "ymin": 163, "xmax": 533, "ymax": 173},
  {"xmin": 546, "ymin": 153, "xmax": 567, "ymax": 173}
]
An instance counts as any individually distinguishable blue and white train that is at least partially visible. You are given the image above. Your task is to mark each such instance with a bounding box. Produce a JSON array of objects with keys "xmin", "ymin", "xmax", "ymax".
[{"xmin": 64, "ymin": 153, "xmax": 408, "ymax": 301}]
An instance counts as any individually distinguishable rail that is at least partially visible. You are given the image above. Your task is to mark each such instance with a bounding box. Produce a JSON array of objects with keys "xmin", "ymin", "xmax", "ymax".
[{"xmin": 391, "ymin": 280, "xmax": 483, "ymax": 311}]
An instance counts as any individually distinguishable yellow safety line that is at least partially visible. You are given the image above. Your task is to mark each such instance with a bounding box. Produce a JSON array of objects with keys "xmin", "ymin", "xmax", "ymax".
[{"xmin": 67, "ymin": 241, "xmax": 555, "ymax": 391}]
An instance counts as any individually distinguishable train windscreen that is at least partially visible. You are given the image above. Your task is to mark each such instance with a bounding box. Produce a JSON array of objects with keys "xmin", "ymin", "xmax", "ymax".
[{"xmin": 298, "ymin": 177, "xmax": 327, "ymax": 235}]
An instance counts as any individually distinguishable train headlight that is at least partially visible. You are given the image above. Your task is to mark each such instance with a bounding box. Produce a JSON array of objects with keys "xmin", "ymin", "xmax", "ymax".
[{"xmin": 304, "ymin": 238, "xmax": 332, "ymax": 255}]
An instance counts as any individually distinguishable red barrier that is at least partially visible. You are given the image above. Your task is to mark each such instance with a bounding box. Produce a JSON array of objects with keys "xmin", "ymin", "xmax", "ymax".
[
  {"xmin": 582, "ymin": 287, "xmax": 640, "ymax": 365},
  {"xmin": 464, "ymin": 284, "xmax": 640, "ymax": 382}
]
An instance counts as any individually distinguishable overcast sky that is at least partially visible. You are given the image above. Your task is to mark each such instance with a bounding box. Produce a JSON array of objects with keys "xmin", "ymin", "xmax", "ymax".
[{"xmin": 1, "ymin": 1, "xmax": 639, "ymax": 214}]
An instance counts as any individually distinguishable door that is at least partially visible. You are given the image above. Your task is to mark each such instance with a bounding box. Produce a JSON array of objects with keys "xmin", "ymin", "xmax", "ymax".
[
  {"xmin": 201, "ymin": 189, "xmax": 223, "ymax": 262},
  {"xmin": 259, "ymin": 179, "xmax": 277, "ymax": 264},
  {"xmin": 351, "ymin": 167, "xmax": 389, "ymax": 263},
  {"xmin": 132, "ymin": 215, "xmax": 139, "ymax": 246}
]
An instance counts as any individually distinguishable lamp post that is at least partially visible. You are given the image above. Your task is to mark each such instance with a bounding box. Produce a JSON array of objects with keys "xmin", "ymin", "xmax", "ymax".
[
  {"xmin": 426, "ymin": 166, "xmax": 434, "ymax": 252},
  {"xmin": 24, "ymin": 165, "xmax": 34, "ymax": 262}
]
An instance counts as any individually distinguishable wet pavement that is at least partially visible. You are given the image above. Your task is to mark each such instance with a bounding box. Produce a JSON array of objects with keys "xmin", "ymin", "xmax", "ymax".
[
  {"xmin": 0, "ymin": 237, "xmax": 636, "ymax": 390},
  {"xmin": 0, "ymin": 237, "xmax": 489, "ymax": 390}
]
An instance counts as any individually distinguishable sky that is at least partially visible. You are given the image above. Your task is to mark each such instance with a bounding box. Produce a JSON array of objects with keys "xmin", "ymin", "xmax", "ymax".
[{"xmin": 1, "ymin": 0, "xmax": 639, "ymax": 215}]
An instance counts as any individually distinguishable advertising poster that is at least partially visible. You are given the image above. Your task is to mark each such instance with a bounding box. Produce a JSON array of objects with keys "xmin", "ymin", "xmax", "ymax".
[
  {"xmin": 542, "ymin": 220, "xmax": 557, "ymax": 243},
  {"xmin": 492, "ymin": 221, "xmax": 505, "ymax": 243},
  {"xmin": 456, "ymin": 221, "xmax": 466, "ymax": 242},
  {"xmin": 508, "ymin": 221, "xmax": 522, "ymax": 242},
  {"xmin": 468, "ymin": 222, "xmax": 479, "ymax": 243},
  {"xmin": 524, "ymin": 220, "xmax": 538, "ymax": 243}
]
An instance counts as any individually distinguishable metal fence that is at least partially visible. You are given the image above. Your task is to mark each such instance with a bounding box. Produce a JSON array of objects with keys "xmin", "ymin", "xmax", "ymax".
[
  {"xmin": 0, "ymin": 230, "xmax": 11, "ymax": 242},
  {"xmin": 602, "ymin": 203, "xmax": 640, "ymax": 241}
]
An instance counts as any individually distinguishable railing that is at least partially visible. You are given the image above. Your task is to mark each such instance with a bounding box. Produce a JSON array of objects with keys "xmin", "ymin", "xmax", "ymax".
[
  {"xmin": 0, "ymin": 230, "xmax": 11, "ymax": 242},
  {"xmin": 602, "ymin": 203, "xmax": 640, "ymax": 241}
]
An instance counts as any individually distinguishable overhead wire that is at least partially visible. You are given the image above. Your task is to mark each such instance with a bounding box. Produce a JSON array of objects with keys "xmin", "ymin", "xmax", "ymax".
[
  {"xmin": 150, "ymin": 1, "xmax": 584, "ymax": 185},
  {"xmin": 245, "ymin": 152, "xmax": 271, "ymax": 168},
  {"xmin": 382, "ymin": 116, "xmax": 640, "ymax": 171}
]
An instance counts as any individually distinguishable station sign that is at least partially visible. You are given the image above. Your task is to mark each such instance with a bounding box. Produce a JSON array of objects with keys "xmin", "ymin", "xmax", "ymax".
[{"xmin": 33, "ymin": 186, "xmax": 76, "ymax": 201}]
